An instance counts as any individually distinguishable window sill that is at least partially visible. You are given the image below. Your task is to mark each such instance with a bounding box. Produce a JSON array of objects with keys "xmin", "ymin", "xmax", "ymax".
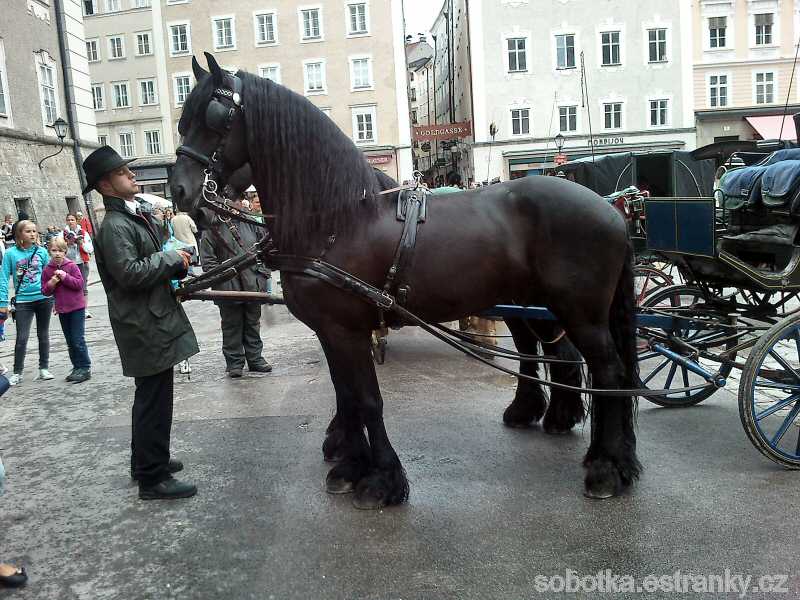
[
  {"xmin": 601, "ymin": 63, "xmax": 622, "ymax": 67},
  {"xmin": 108, "ymin": 56, "xmax": 126, "ymax": 61},
  {"xmin": 506, "ymin": 70, "xmax": 528, "ymax": 74},
  {"xmin": 352, "ymin": 86, "xmax": 374, "ymax": 92},
  {"xmin": 346, "ymin": 31, "xmax": 370, "ymax": 38},
  {"xmin": 556, "ymin": 66, "xmax": 577, "ymax": 70},
  {"xmin": 305, "ymin": 90, "xmax": 327, "ymax": 96},
  {"xmin": 171, "ymin": 51, "xmax": 190, "ymax": 57},
  {"xmin": 647, "ymin": 60, "xmax": 669, "ymax": 65},
  {"xmin": 135, "ymin": 53, "xmax": 153, "ymax": 57},
  {"xmin": 255, "ymin": 41, "xmax": 279, "ymax": 47},
  {"xmin": 213, "ymin": 46, "xmax": 237, "ymax": 53},
  {"xmin": 301, "ymin": 37, "xmax": 325, "ymax": 44}
]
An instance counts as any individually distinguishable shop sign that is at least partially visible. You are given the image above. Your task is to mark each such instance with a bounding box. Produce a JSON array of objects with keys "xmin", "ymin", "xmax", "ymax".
[
  {"xmin": 413, "ymin": 121, "xmax": 473, "ymax": 142},
  {"xmin": 366, "ymin": 154, "xmax": 393, "ymax": 165},
  {"xmin": 591, "ymin": 136, "xmax": 625, "ymax": 146}
]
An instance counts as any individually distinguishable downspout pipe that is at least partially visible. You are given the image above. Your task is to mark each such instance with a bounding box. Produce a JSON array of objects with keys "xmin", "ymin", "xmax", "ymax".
[{"xmin": 53, "ymin": 0, "xmax": 98, "ymax": 233}]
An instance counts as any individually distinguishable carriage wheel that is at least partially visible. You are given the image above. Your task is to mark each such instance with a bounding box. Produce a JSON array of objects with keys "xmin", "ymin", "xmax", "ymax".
[
  {"xmin": 724, "ymin": 288, "xmax": 800, "ymax": 317},
  {"xmin": 633, "ymin": 265, "xmax": 673, "ymax": 306},
  {"xmin": 638, "ymin": 285, "xmax": 735, "ymax": 407},
  {"xmin": 739, "ymin": 313, "xmax": 800, "ymax": 468}
]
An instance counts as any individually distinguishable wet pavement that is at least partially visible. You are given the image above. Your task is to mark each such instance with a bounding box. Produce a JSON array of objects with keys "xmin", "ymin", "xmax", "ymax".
[{"xmin": 1, "ymin": 272, "xmax": 800, "ymax": 599}]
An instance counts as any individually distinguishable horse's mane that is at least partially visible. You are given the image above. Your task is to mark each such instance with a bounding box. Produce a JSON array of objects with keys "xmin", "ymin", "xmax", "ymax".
[{"xmin": 238, "ymin": 72, "xmax": 382, "ymax": 250}]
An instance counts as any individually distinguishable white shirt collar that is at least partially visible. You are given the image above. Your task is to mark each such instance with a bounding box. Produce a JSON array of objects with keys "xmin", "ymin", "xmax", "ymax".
[{"xmin": 124, "ymin": 199, "xmax": 138, "ymax": 214}]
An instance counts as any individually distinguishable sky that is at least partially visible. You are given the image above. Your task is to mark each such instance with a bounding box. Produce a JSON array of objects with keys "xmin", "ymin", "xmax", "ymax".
[{"xmin": 403, "ymin": 0, "xmax": 443, "ymax": 36}]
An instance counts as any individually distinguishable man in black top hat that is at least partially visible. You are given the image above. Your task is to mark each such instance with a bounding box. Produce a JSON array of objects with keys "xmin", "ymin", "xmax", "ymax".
[{"xmin": 83, "ymin": 146, "xmax": 199, "ymax": 500}]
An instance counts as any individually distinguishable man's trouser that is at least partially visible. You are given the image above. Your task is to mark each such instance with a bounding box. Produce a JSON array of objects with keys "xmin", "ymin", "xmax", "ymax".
[
  {"xmin": 219, "ymin": 302, "xmax": 264, "ymax": 370},
  {"xmin": 131, "ymin": 367, "xmax": 174, "ymax": 486}
]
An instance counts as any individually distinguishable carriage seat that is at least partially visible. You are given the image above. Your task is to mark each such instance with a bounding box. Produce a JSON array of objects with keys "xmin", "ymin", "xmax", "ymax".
[
  {"xmin": 719, "ymin": 223, "xmax": 800, "ymax": 273},
  {"xmin": 719, "ymin": 165, "xmax": 767, "ymax": 211},
  {"xmin": 762, "ymin": 148, "xmax": 800, "ymax": 166},
  {"xmin": 761, "ymin": 160, "xmax": 800, "ymax": 213}
]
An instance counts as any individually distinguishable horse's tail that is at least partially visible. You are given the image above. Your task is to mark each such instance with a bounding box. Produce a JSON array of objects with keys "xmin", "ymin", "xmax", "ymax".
[
  {"xmin": 607, "ymin": 239, "xmax": 641, "ymax": 480},
  {"xmin": 609, "ymin": 240, "xmax": 638, "ymax": 390}
]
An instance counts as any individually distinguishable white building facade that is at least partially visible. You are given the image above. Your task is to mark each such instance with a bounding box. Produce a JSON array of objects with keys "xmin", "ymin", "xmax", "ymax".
[{"xmin": 463, "ymin": 0, "xmax": 697, "ymax": 183}]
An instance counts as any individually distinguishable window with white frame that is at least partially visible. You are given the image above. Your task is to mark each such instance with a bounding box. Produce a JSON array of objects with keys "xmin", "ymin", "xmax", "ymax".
[
  {"xmin": 350, "ymin": 57, "xmax": 372, "ymax": 90},
  {"xmin": 556, "ymin": 34, "xmax": 575, "ymax": 69},
  {"xmin": 755, "ymin": 72, "xmax": 774, "ymax": 103},
  {"xmin": 170, "ymin": 23, "xmax": 190, "ymax": 55},
  {"xmin": 112, "ymin": 81, "xmax": 130, "ymax": 108},
  {"xmin": 507, "ymin": 38, "xmax": 526, "ymax": 72},
  {"xmin": 647, "ymin": 28, "xmax": 667, "ymax": 62},
  {"xmin": 97, "ymin": 134, "xmax": 107, "ymax": 146},
  {"xmin": 259, "ymin": 64, "xmax": 281, "ymax": 83},
  {"xmin": 0, "ymin": 41, "xmax": 9, "ymax": 118},
  {"xmin": 145, "ymin": 130, "xmax": 161, "ymax": 155},
  {"xmin": 601, "ymin": 31, "xmax": 620, "ymax": 66},
  {"xmin": 91, "ymin": 84, "xmax": 104, "ymax": 110},
  {"xmin": 301, "ymin": 8, "xmax": 322, "ymax": 40},
  {"xmin": 511, "ymin": 108, "xmax": 530, "ymax": 135},
  {"xmin": 709, "ymin": 74, "xmax": 728, "ymax": 107},
  {"xmin": 649, "ymin": 99, "xmax": 668, "ymax": 126},
  {"xmin": 255, "ymin": 12, "xmax": 277, "ymax": 45},
  {"xmin": 106, "ymin": 0, "xmax": 120, "ymax": 11},
  {"xmin": 86, "ymin": 39, "xmax": 99, "ymax": 62},
  {"xmin": 709, "ymin": 16, "xmax": 726, "ymax": 48},
  {"xmin": 37, "ymin": 57, "xmax": 58, "ymax": 125},
  {"xmin": 351, "ymin": 106, "xmax": 376, "ymax": 143},
  {"xmin": 213, "ymin": 16, "xmax": 235, "ymax": 50},
  {"xmin": 136, "ymin": 32, "xmax": 151, "ymax": 55},
  {"xmin": 119, "ymin": 132, "xmax": 134, "ymax": 157},
  {"xmin": 348, "ymin": 2, "xmax": 368, "ymax": 35},
  {"xmin": 174, "ymin": 75, "xmax": 191, "ymax": 105},
  {"xmin": 133, "ymin": 0, "xmax": 150, "ymax": 7},
  {"xmin": 755, "ymin": 13, "xmax": 773, "ymax": 45},
  {"xmin": 83, "ymin": 0, "xmax": 95, "ymax": 15},
  {"xmin": 559, "ymin": 106, "xmax": 576, "ymax": 132},
  {"xmin": 304, "ymin": 61, "xmax": 325, "ymax": 93},
  {"xmin": 108, "ymin": 36, "xmax": 124, "ymax": 59},
  {"xmin": 603, "ymin": 102, "xmax": 622, "ymax": 129},
  {"xmin": 139, "ymin": 79, "xmax": 157, "ymax": 105}
]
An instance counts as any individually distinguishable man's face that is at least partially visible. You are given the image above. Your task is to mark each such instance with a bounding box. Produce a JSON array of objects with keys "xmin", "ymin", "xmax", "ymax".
[
  {"xmin": 251, "ymin": 196, "xmax": 261, "ymax": 212},
  {"xmin": 66, "ymin": 215, "xmax": 77, "ymax": 228},
  {"xmin": 99, "ymin": 166, "xmax": 139, "ymax": 199}
]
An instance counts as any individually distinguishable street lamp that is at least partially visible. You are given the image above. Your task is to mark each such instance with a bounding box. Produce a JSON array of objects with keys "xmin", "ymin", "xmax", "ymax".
[
  {"xmin": 38, "ymin": 117, "xmax": 69, "ymax": 169},
  {"xmin": 554, "ymin": 133, "xmax": 565, "ymax": 153}
]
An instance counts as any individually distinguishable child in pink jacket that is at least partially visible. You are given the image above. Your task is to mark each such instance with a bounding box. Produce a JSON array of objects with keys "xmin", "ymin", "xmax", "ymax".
[{"xmin": 42, "ymin": 237, "xmax": 91, "ymax": 383}]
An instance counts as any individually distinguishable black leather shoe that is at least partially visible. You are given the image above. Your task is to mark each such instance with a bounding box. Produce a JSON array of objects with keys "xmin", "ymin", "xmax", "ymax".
[
  {"xmin": 71, "ymin": 368, "xmax": 91, "ymax": 383},
  {"xmin": 228, "ymin": 368, "xmax": 243, "ymax": 378},
  {"xmin": 139, "ymin": 477, "xmax": 197, "ymax": 500},
  {"xmin": 248, "ymin": 362, "xmax": 272, "ymax": 373},
  {"xmin": 131, "ymin": 459, "xmax": 184, "ymax": 480},
  {"xmin": 65, "ymin": 369, "xmax": 77, "ymax": 382},
  {"xmin": 0, "ymin": 566, "xmax": 27, "ymax": 588}
]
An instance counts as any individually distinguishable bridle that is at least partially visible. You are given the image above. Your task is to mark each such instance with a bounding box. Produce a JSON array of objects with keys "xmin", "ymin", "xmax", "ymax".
[{"xmin": 175, "ymin": 72, "xmax": 245, "ymax": 211}]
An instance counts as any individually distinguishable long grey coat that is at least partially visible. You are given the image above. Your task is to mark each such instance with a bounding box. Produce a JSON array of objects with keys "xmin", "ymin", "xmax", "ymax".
[{"xmin": 94, "ymin": 196, "xmax": 199, "ymax": 377}]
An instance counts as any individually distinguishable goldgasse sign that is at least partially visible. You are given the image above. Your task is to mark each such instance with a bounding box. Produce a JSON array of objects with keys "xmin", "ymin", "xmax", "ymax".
[{"xmin": 413, "ymin": 121, "xmax": 473, "ymax": 142}]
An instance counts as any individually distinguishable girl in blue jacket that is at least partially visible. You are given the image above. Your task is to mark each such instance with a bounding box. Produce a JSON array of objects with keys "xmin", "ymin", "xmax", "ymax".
[{"xmin": 0, "ymin": 220, "xmax": 53, "ymax": 385}]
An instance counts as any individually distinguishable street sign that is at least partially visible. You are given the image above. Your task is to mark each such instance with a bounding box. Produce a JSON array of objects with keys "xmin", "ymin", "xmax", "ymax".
[{"xmin": 412, "ymin": 121, "xmax": 473, "ymax": 143}]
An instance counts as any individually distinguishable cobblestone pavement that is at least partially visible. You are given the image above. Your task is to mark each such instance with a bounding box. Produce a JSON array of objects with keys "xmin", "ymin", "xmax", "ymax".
[{"xmin": 2, "ymin": 269, "xmax": 800, "ymax": 599}]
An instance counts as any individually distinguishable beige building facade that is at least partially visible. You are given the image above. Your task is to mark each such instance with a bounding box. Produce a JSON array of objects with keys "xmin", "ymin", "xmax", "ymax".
[
  {"xmin": 693, "ymin": 0, "xmax": 800, "ymax": 146},
  {"xmin": 83, "ymin": 0, "xmax": 174, "ymax": 197},
  {"xmin": 161, "ymin": 0, "xmax": 412, "ymax": 184}
]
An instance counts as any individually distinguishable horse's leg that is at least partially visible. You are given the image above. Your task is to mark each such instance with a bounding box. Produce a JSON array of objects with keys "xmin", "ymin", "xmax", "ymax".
[
  {"xmin": 502, "ymin": 318, "xmax": 547, "ymax": 427},
  {"xmin": 321, "ymin": 327, "xmax": 409, "ymax": 508},
  {"xmin": 540, "ymin": 331, "xmax": 585, "ymax": 435},
  {"xmin": 317, "ymin": 332, "xmax": 372, "ymax": 492},
  {"xmin": 564, "ymin": 323, "xmax": 639, "ymax": 498}
]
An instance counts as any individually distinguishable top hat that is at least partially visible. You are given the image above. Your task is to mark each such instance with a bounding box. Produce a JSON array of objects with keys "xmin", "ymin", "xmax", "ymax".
[{"xmin": 82, "ymin": 146, "xmax": 136, "ymax": 194}]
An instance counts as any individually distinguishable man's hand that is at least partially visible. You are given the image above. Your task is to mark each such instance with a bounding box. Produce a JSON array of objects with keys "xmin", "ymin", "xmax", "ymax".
[{"xmin": 177, "ymin": 250, "xmax": 191, "ymax": 269}]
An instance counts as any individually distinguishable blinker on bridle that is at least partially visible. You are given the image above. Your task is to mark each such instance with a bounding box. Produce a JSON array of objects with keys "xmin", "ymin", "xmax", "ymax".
[{"xmin": 175, "ymin": 72, "xmax": 244, "ymax": 197}]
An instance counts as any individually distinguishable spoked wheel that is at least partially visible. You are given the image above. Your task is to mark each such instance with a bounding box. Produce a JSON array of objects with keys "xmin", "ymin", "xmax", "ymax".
[
  {"xmin": 722, "ymin": 288, "xmax": 800, "ymax": 318},
  {"xmin": 633, "ymin": 265, "xmax": 673, "ymax": 306},
  {"xmin": 638, "ymin": 285, "xmax": 736, "ymax": 407},
  {"xmin": 739, "ymin": 313, "xmax": 800, "ymax": 468}
]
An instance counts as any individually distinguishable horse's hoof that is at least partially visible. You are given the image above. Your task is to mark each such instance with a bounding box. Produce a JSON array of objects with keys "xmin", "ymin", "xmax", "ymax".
[
  {"xmin": 503, "ymin": 420, "xmax": 533, "ymax": 429},
  {"xmin": 352, "ymin": 492, "xmax": 387, "ymax": 510},
  {"xmin": 543, "ymin": 424, "xmax": 572, "ymax": 435},
  {"xmin": 323, "ymin": 453, "xmax": 344, "ymax": 463},
  {"xmin": 325, "ymin": 477, "xmax": 355, "ymax": 495},
  {"xmin": 583, "ymin": 458, "xmax": 622, "ymax": 499}
]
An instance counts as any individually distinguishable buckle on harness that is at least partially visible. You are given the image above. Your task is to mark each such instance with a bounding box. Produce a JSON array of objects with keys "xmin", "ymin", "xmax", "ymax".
[{"xmin": 377, "ymin": 292, "xmax": 395, "ymax": 309}]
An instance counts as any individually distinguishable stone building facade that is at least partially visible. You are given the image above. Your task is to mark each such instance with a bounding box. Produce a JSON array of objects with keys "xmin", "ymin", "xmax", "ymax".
[{"xmin": 0, "ymin": 0, "xmax": 97, "ymax": 229}]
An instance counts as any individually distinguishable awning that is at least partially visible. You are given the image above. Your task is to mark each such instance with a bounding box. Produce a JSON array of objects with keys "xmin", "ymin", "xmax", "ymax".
[{"xmin": 745, "ymin": 115, "xmax": 797, "ymax": 141}]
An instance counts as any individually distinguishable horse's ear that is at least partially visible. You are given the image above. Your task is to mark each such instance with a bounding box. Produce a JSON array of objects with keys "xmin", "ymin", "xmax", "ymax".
[
  {"xmin": 204, "ymin": 51, "xmax": 224, "ymax": 86},
  {"xmin": 192, "ymin": 55, "xmax": 208, "ymax": 82}
]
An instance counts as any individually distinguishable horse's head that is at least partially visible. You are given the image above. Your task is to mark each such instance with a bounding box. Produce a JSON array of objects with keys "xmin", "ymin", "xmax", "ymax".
[{"xmin": 170, "ymin": 52, "xmax": 249, "ymax": 215}]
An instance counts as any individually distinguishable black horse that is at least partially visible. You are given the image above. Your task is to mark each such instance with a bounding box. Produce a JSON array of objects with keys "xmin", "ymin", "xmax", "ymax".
[{"xmin": 170, "ymin": 54, "xmax": 639, "ymax": 506}]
